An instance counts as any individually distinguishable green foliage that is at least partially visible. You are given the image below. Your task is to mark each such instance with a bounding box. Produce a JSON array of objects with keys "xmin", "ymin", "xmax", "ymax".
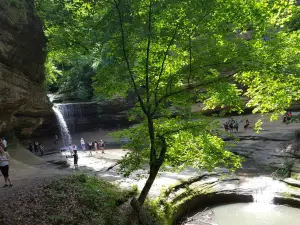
[
  {"xmin": 35, "ymin": 0, "xmax": 102, "ymax": 99},
  {"xmin": 44, "ymin": 174, "xmax": 137, "ymax": 225},
  {"xmin": 272, "ymin": 160, "xmax": 294, "ymax": 179},
  {"xmin": 36, "ymin": 0, "xmax": 300, "ymax": 203}
]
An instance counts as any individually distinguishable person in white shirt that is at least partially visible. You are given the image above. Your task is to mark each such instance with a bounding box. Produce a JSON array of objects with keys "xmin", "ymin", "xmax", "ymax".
[
  {"xmin": 2, "ymin": 137, "xmax": 7, "ymax": 152},
  {"xmin": 0, "ymin": 145, "xmax": 12, "ymax": 187},
  {"xmin": 68, "ymin": 143, "xmax": 73, "ymax": 157},
  {"xmin": 80, "ymin": 138, "xmax": 85, "ymax": 151},
  {"xmin": 72, "ymin": 144, "xmax": 77, "ymax": 152}
]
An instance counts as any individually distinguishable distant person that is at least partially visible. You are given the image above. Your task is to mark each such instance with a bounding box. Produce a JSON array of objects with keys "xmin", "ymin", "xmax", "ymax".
[
  {"xmin": 72, "ymin": 144, "xmax": 77, "ymax": 153},
  {"xmin": 28, "ymin": 142, "xmax": 33, "ymax": 152},
  {"xmin": 94, "ymin": 141, "xmax": 98, "ymax": 154},
  {"xmin": 99, "ymin": 140, "xmax": 105, "ymax": 154},
  {"xmin": 88, "ymin": 142, "xmax": 93, "ymax": 156},
  {"xmin": 244, "ymin": 119, "xmax": 250, "ymax": 130},
  {"xmin": 39, "ymin": 143, "xmax": 44, "ymax": 157},
  {"xmin": 2, "ymin": 137, "xmax": 7, "ymax": 152},
  {"xmin": 80, "ymin": 138, "xmax": 86, "ymax": 151},
  {"xmin": 73, "ymin": 150, "xmax": 78, "ymax": 170},
  {"xmin": 67, "ymin": 143, "xmax": 73, "ymax": 158},
  {"xmin": 287, "ymin": 111, "xmax": 293, "ymax": 121},
  {"xmin": 0, "ymin": 145, "xmax": 12, "ymax": 187},
  {"xmin": 55, "ymin": 134, "xmax": 59, "ymax": 144},
  {"xmin": 34, "ymin": 141, "xmax": 39, "ymax": 154}
]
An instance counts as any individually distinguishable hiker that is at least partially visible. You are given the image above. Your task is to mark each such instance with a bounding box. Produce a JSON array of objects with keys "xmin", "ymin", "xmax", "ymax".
[
  {"xmin": 88, "ymin": 142, "xmax": 93, "ymax": 156},
  {"xmin": 0, "ymin": 145, "xmax": 12, "ymax": 187},
  {"xmin": 287, "ymin": 111, "xmax": 293, "ymax": 121},
  {"xmin": 73, "ymin": 150, "xmax": 78, "ymax": 170},
  {"xmin": 99, "ymin": 140, "xmax": 105, "ymax": 154},
  {"xmin": 94, "ymin": 141, "xmax": 98, "ymax": 154},
  {"xmin": 34, "ymin": 141, "xmax": 39, "ymax": 154},
  {"xmin": 2, "ymin": 137, "xmax": 7, "ymax": 152},
  {"xmin": 80, "ymin": 138, "xmax": 85, "ymax": 151},
  {"xmin": 39, "ymin": 143, "xmax": 44, "ymax": 157},
  {"xmin": 244, "ymin": 119, "xmax": 250, "ymax": 130},
  {"xmin": 28, "ymin": 142, "xmax": 33, "ymax": 152}
]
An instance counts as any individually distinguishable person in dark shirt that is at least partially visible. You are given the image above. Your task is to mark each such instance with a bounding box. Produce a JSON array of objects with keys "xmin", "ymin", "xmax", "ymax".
[
  {"xmin": 28, "ymin": 142, "xmax": 33, "ymax": 152},
  {"xmin": 34, "ymin": 141, "xmax": 38, "ymax": 154},
  {"xmin": 73, "ymin": 150, "xmax": 78, "ymax": 170}
]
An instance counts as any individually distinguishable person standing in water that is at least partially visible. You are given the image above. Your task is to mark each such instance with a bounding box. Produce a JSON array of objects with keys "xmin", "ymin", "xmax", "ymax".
[
  {"xmin": 80, "ymin": 138, "xmax": 86, "ymax": 151},
  {"xmin": 88, "ymin": 142, "xmax": 93, "ymax": 156},
  {"xmin": 99, "ymin": 140, "xmax": 105, "ymax": 154},
  {"xmin": 0, "ymin": 145, "xmax": 12, "ymax": 187},
  {"xmin": 94, "ymin": 141, "xmax": 98, "ymax": 154}
]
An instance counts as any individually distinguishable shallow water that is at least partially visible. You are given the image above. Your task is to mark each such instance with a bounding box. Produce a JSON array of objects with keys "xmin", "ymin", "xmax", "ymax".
[
  {"xmin": 186, "ymin": 203, "xmax": 300, "ymax": 225},
  {"xmin": 212, "ymin": 203, "xmax": 300, "ymax": 225}
]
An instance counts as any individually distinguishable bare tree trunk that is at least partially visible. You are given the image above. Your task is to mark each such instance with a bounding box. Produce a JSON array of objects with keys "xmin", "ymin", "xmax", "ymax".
[{"xmin": 138, "ymin": 164, "xmax": 160, "ymax": 204}]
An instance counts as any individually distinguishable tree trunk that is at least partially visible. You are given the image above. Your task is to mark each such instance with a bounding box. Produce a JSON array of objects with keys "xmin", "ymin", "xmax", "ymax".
[
  {"xmin": 138, "ymin": 164, "xmax": 160, "ymax": 204},
  {"xmin": 131, "ymin": 197, "xmax": 154, "ymax": 225}
]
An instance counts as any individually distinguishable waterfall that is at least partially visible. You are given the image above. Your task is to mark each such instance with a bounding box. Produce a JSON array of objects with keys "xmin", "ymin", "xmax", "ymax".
[
  {"xmin": 241, "ymin": 176, "xmax": 286, "ymax": 204},
  {"xmin": 56, "ymin": 103, "xmax": 86, "ymax": 134},
  {"xmin": 53, "ymin": 105, "xmax": 72, "ymax": 147}
]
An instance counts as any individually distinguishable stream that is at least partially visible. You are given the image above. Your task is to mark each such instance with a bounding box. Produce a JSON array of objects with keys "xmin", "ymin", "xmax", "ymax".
[{"xmin": 184, "ymin": 203, "xmax": 300, "ymax": 225}]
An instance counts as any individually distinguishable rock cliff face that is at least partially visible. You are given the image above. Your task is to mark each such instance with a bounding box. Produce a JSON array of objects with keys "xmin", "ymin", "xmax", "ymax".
[
  {"xmin": 220, "ymin": 114, "xmax": 300, "ymax": 173},
  {"xmin": 0, "ymin": 0, "xmax": 53, "ymax": 138}
]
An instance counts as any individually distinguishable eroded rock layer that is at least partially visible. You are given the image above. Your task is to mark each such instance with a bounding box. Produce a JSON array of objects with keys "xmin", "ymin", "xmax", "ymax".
[{"xmin": 0, "ymin": 0, "xmax": 52, "ymax": 138}]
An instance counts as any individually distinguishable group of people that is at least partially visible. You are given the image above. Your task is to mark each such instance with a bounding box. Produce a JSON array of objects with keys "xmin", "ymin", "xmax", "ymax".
[
  {"xmin": 79, "ymin": 138, "xmax": 105, "ymax": 155},
  {"xmin": 223, "ymin": 119, "xmax": 250, "ymax": 132},
  {"xmin": 28, "ymin": 141, "xmax": 44, "ymax": 156},
  {"xmin": 65, "ymin": 138, "xmax": 106, "ymax": 170},
  {"xmin": 0, "ymin": 137, "xmax": 12, "ymax": 187}
]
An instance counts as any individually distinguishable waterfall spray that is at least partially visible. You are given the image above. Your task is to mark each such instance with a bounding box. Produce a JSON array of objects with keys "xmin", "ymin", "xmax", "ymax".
[{"xmin": 53, "ymin": 105, "xmax": 72, "ymax": 147}]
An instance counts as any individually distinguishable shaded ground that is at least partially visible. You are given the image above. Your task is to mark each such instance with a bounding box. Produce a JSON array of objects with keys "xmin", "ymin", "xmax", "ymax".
[{"xmin": 0, "ymin": 174, "xmax": 139, "ymax": 225}]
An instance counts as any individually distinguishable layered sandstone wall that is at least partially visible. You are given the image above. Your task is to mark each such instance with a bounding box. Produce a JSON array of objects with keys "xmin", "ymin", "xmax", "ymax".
[{"xmin": 0, "ymin": 0, "xmax": 53, "ymax": 138}]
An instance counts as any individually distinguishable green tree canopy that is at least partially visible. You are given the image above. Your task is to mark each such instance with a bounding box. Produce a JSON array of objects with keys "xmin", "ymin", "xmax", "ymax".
[
  {"xmin": 36, "ymin": 0, "xmax": 300, "ymax": 205},
  {"xmin": 92, "ymin": 0, "xmax": 300, "ymax": 204}
]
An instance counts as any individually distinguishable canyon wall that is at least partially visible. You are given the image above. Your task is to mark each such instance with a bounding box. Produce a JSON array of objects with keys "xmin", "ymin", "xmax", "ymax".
[{"xmin": 0, "ymin": 0, "xmax": 53, "ymax": 138}]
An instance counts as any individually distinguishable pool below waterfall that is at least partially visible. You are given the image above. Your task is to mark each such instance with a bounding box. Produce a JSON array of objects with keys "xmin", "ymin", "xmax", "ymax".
[{"xmin": 183, "ymin": 203, "xmax": 300, "ymax": 225}]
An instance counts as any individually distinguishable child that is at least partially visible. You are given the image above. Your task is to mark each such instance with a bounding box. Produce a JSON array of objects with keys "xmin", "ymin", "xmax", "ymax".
[{"xmin": 73, "ymin": 150, "xmax": 78, "ymax": 170}]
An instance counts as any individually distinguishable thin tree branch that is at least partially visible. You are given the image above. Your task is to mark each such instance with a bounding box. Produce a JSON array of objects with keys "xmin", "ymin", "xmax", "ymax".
[
  {"xmin": 153, "ymin": 24, "xmax": 180, "ymax": 107},
  {"xmin": 145, "ymin": 0, "xmax": 152, "ymax": 109},
  {"xmin": 188, "ymin": 36, "xmax": 192, "ymax": 87},
  {"xmin": 113, "ymin": 0, "xmax": 147, "ymax": 114}
]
